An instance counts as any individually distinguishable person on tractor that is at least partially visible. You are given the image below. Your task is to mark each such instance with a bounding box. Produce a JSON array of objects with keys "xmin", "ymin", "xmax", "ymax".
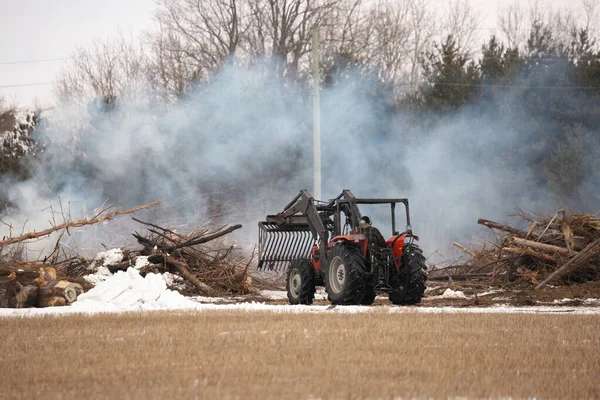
[{"xmin": 358, "ymin": 216, "xmax": 386, "ymax": 248}]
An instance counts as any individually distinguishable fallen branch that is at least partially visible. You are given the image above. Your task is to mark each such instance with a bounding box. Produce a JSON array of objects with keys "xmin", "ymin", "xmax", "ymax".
[
  {"xmin": 132, "ymin": 217, "xmax": 186, "ymax": 240},
  {"xmin": 536, "ymin": 237, "xmax": 600, "ymax": 289},
  {"xmin": 452, "ymin": 242, "xmax": 475, "ymax": 257},
  {"xmin": 525, "ymin": 221, "xmax": 538, "ymax": 239},
  {"xmin": 0, "ymin": 201, "xmax": 161, "ymax": 248},
  {"xmin": 537, "ymin": 209, "xmax": 563, "ymax": 242},
  {"xmin": 478, "ymin": 219, "xmax": 526, "ymax": 238},
  {"xmin": 173, "ymin": 224, "xmax": 242, "ymax": 252},
  {"xmin": 155, "ymin": 256, "xmax": 217, "ymax": 296},
  {"xmin": 501, "ymin": 247, "xmax": 558, "ymax": 264},
  {"xmin": 510, "ymin": 237, "xmax": 573, "ymax": 255}
]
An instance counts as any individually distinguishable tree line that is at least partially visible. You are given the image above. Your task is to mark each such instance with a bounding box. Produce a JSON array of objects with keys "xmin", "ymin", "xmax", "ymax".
[{"xmin": 2, "ymin": 0, "xmax": 599, "ymax": 213}]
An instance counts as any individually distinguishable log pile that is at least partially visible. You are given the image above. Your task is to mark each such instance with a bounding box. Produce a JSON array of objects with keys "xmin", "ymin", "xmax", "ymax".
[
  {"xmin": 6, "ymin": 267, "xmax": 83, "ymax": 308},
  {"xmin": 440, "ymin": 210, "xmax": 600, "ymax": 288}
]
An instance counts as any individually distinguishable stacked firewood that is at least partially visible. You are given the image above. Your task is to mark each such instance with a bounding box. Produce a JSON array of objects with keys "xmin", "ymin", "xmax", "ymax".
[{"xmin": 441, "ymin": 210, "xmax": 600, "ymax": 288}]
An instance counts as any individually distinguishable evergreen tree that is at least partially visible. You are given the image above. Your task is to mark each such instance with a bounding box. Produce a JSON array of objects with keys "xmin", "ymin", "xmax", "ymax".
[{"xmin": 417, "ymin": 35, "xmax": 480, "ymax": 110}]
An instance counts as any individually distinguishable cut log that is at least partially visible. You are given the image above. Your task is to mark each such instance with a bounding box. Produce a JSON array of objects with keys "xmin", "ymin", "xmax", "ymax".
[
  {"xmin": 510, "ymin": 237, "xmax": 573, "ymax": 255},
  {"xmin": 36, "ymin": 280, "xmax": 84, "ymax": 307},
  {"xmin": 478, "ymin": 219, "xmax": 527, "ymax": 238},
  {"xmin": 6, "ymin": 281, "xmax": 38, "ymax": 308},
  {"xmin": 536, "ymin": 237, "xmax": 600, "ymax": 289},
  {"xmin": 501, "ymin": 247, "xmax": 558, "ymax": 264}
]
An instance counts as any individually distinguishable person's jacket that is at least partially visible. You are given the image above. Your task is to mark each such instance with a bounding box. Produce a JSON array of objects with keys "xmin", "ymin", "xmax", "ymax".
[{"xmin": 360, "ymin": 225, "xmax": 386, "ymax": 248}]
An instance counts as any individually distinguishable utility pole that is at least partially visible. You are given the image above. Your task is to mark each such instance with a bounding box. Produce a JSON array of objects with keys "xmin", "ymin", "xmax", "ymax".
[{"xmin": 312, "ymin": 23, "xmax": 321, "ymax": 200}]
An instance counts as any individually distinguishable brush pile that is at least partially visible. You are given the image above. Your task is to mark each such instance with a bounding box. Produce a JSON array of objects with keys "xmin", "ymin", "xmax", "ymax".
[
  {"xmin": 128, "ymin": 218, "xmax": 253, "ymax": 296},
  {"xmin": 1, "ymin": 201, "xmax": 255, "ymax": 308},
  {"xmin": 48, "ymin": 220, "xmax": 253, "ymax": 299},
  {"xmin": 441, "ymin": 210, "xmax": 600, "ymax": 288}
]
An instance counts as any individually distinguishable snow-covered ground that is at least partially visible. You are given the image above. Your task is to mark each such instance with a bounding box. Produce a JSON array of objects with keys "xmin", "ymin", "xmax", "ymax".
[
  {"xmin": 2, "ymin": 270, "xmax": 599, "ymax": 319},
  {"xmin": 2, "ymin": 301, "xmax": 599, "ymax": 317},
  {"xmin": 2, "ymin": 251, "xmax": 599, "ymax": 317}
]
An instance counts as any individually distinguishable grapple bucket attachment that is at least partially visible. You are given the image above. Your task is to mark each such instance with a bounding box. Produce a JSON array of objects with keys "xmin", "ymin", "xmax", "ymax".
[{"xmin": 257, "ymin": 222, "xmax": 315, "ymax": 272}]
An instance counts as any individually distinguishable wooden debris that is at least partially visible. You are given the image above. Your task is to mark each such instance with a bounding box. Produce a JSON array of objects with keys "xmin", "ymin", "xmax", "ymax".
[
  {"xmin": 440, "ymin": 210, "xmax": 600, "ymax": 288},
  {"xmin": 510, "ymin": 237, "xmax": 573, "ymax": 255},
  {"xmin": 478, "ymin": 218, "xmax": 527, "ymax": 238},
  {"xmin": 135, "ymin": 220, "xmax": 251, "ymax": 296},
  {"xmin": 536, "ymin": 237, "xmax": 600, "ymax": 289},
  {"xmin": 452, "ymin": 242, "xmax": 475, "ymax": 257},
  {"xmin": 0, "ymin": 201, "xmax": 160, "ymax": 248},
  {"xmin": 501, "ymin": 247, "xmax": 558, "ymax": 264}
]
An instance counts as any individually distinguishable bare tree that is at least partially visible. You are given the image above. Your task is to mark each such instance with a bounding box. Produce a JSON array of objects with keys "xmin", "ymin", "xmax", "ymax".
[
  {"xmin": 153, "ymin": 0, "xmax": 252, "ymax": 76},
  {"xmin": 366, "ymin": 1, "xmax": 412, "ymax": 88},
  {"xmin": 581, "ymin": 0, "xmax": 599, "ymax": 36},
  {"xmin": 246, "ymin": 0, "xmax": 341, "ymax": 79},
  {"xmin": 498, "ymin": 2, "xmax": 528, "ymax": 49},
  {"xmin": 550, "ymin": 7, "xmax": 579, "ymax": 47},
  {"xmin": 319, "ymin": 0, "xmax": 434, "ymax": 97},
  {"xmin": 55, "ymin": 36, "xmax": 146, "ymax": 105},
  {"xmin": 438, "ymin": 0, "xmax": 479, "ymax": 55},
  {"xmin": 318, "ymin": 0, "xmax": 376, "ymax": 84},
  {"xmin": 406, "ymin": 0, "xmax": 434, "ymax": 92},
  {"xmin": 145, "ymin": 22, "xmax": 203, "ymax": 101}
]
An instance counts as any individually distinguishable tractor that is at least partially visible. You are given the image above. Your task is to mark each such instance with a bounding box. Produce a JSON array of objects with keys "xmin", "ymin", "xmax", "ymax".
[{"xmin": 257, "ymin": 190, "xmax": 427, "ymax": 305}]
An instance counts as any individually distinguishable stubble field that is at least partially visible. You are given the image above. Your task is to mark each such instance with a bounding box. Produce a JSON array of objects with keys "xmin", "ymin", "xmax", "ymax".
[{"xmin": 1, "ymin": 310, "xmax": 599, "ymax": 399}]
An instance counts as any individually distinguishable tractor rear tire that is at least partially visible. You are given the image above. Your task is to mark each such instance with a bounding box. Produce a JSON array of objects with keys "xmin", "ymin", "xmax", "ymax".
[
  {"xmin": 361, "ymin": 284, "xmax": 377, "ymax": 305},
  {"xmin": 389, "ymin": 244, "xmax": 427, "ymax": 305},
  {"xmin": 286, "ymin": 258, "xmax": 316, "ymax": 305},
  {"xmin": 323, "ymin": 243, "xmax": 368, "ymax": 305}
]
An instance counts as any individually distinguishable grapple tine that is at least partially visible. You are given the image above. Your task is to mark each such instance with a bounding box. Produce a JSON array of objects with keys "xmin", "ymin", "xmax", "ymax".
[{"xmin": 257, "ymin": 222, "xmax": 313, "ymax": 272}]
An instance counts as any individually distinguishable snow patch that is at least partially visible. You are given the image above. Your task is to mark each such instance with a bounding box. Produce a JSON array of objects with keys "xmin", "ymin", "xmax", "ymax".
[
  {"xmin": 477, "ymin": 289, "xmax": 504, "ymax": 297},
  {"xmin": 84, "ymin": 249, "xmax": 126, "ymax": 285},
  {"xmin": 134, "ymin": 256, "xmax": 150, "ymax": 270},
  {"xmin": 1, "ymin": 301, "xmax": 600, "ymax": 317},
  {"xmin": 74, "ymin": 268, "xmax": 196, "ymax": 310},
  {"xmin": 553, "ymin": 298, "xmax": 576, "ymax": 304},
  {"xmin": 83, "ymin": 266, "xmax": 113, "ymax": 285},
  {"xmin": 162, "ymin": 271, "xmax": 186, "ymax": 290},
  {"xmin": 427, "ymin": 288, "xmax": 469, "ymax": 300},
  {"xmin": 260, "ymin": 290, "xmax": 287, "ymax": 300}
]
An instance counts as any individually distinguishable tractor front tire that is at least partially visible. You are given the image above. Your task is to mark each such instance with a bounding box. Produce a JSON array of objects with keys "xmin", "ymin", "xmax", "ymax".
[
  {"xmin": 389, "ymin": 244, "xmax": 427, "ymax": 305},
  {"xmin": 286, "ymin": 258, "xmax": 316, "ymax": 305},
  {"xmin": 323, "ymin": 243, "xmax": 368, "ymax": 305}
]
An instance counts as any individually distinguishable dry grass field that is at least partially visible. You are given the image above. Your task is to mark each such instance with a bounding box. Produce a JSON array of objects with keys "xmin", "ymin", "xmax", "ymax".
[{"xmin": 1, "ymin": 310, "xmax": 598, "ymax": 399}]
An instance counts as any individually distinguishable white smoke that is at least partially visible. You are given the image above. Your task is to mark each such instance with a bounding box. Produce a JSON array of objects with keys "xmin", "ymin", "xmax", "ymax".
[{"xmin": 1, "ymin": 61, "xmax": 598, "ymax": 263}]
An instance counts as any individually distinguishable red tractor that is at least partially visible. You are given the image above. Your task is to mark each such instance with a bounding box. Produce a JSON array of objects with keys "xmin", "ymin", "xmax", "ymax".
[{"xmin": 257, "ymin": 190, "xmax": 427, "ymax": 305}]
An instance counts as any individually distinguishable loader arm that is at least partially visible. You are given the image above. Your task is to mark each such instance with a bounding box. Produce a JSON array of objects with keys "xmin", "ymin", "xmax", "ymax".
[{"xmin": 266, "ymin": 190, "xmax": 329, "ymax": 249}]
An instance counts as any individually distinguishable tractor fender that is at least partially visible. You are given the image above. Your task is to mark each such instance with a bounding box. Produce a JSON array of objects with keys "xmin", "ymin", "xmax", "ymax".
[
  {"xmin": 328, "ymin": 234, "xmax": 368, "ymax": 257},
  {"xmin": 386, "ymin": 234, "xmax": 408, "ymax": 268}
]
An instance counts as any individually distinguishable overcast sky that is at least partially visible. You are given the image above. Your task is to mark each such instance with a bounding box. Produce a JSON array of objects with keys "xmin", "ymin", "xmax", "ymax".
[{"xmin": 0, "ymin": 0, "xmax": 578, "ymax": 107}]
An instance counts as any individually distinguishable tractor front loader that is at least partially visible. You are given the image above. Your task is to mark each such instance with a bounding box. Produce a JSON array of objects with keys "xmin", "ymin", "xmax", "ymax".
[{"xmin": 257, "ymin": 190, "xmax": 427, "ymax": 306}]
